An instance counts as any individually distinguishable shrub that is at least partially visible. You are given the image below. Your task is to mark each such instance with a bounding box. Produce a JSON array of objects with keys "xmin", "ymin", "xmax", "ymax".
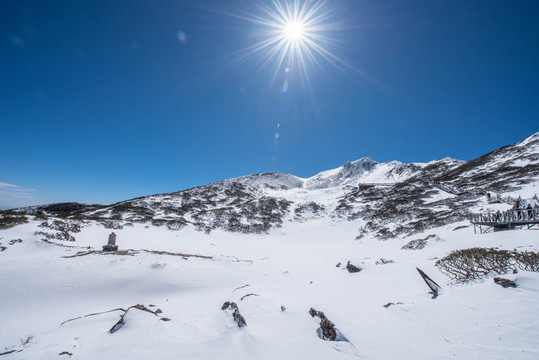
[
  {"xmin": 436, "ymin": 247, "xmax": 539, "ymax": 282},
  {"xmin": 0, "ymin": 214, "xmax": 29, "ymax": 230},
  {"xmin": 401, "ymin": 234, "xmax": 438, "ymax": 250}
]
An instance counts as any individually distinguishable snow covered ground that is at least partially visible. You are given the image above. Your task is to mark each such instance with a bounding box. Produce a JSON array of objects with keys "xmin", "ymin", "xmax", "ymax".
[
  {"xmin": 2, "ymin": 133, "xmax": 538, "ymax": 359},
  {"xmin": 1, "ymin": 214, "xmax": 538, "ymax": 359}
]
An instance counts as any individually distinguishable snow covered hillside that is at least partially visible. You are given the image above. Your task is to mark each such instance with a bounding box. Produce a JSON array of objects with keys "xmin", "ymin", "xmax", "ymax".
[
  {"xmin": 9, "ymin": 132, "xmax": 538, "ymax": 239},
  {"xmin": 1, "ymin": 132, "xmax": 538, "ymax": 359}
]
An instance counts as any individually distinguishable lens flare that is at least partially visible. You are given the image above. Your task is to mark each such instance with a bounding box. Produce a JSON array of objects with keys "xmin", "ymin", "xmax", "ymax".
[
  {"xmin": 176, "ymin": 30, "xmax": 187, "ymax": 44},
  {"xmin": 281, "ymin": 79, "xmax": 289, "ymax": 94},
  {"xmin": 213, "ymin": 0, "xmax": 352, "ymax": 86}
]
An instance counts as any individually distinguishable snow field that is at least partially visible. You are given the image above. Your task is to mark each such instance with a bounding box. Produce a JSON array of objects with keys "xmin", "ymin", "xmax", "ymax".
[{"xmin": 1, "ymin": 218, "xmax": 539, "ymax": 359}]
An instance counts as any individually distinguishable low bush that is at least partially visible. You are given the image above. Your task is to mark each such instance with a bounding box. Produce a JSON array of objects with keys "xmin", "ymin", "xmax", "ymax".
[
  {"xmin": 436, "ymin": 247, "xmax": 539, "ymax": 282},
  {"xmin": 0, "ymin": 214, "xmax": 29, "ymax": 230}
]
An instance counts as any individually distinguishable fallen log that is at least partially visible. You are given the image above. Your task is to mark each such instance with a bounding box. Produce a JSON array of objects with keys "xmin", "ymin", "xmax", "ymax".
[
  {"xmin": 416, "ymin": 267, "xmax": 441, "ymax": 298},
  {"xmin": 61, "ymin": 304, "xmax": 164, "ymax": 334}
]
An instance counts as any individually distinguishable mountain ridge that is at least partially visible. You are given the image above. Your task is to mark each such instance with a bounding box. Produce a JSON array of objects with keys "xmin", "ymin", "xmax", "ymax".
[{"xmin": 3, "ymin": 132, "xmax": 538, "ymax": 239}]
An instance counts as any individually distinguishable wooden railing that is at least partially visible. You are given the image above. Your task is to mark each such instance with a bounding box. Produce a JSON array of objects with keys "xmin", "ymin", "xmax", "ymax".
[
  {"xmin": 486, "ymin": 193, "xmax": 517, "ymax": 205},
  {"xmin": 471, "ymin": 208, "xmax": 539, "ymax": 225},
  {"xmin": 432, "ymin": 181, "xmax": 463, "ymax": 195},
  {"xmin": 356, "ymin": 183, "xmax": 395, "ymax": 187}
]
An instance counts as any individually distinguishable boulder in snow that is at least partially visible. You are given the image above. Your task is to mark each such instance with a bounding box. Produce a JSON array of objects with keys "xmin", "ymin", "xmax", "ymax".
[
  {"xmin": 346, "ymin": 261, "xmax": 362, "ymax": 273},
  {"xmin": 494, "ymin": 277, "xmax": 516, "ymax": 288}
]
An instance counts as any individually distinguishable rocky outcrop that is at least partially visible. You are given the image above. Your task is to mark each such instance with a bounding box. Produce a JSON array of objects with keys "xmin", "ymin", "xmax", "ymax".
[
  {"xmin": 221, "ymin": 302, "xmax": 247, "ymax": 327},
  {"xmin": 346, "ymin": 261, "xmax": 362, "ymax": 273},
  {"xmin": 493, "ymin": 277, "xmax": 517, "ymax": 288},
  {"xmin": 309, "ymin": 308, "xmax": 337, "ymax": 341}
]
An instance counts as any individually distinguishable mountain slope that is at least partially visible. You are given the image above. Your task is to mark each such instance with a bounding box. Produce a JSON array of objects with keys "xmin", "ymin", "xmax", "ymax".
[
  {"xmin": 1, "ymin": 133, "xmax": 539, "ymax": 360},
  {"xmin": 5, "ymin": 132, "xmax": 539, "ymax": 239},
  {"xmin": 438, "ymin": 132, "xmax": 539, "ymax": 192}
]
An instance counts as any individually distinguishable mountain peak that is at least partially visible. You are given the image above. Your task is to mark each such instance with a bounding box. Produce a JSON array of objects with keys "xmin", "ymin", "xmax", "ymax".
[
  {"xmin": 516, "ymin": 131, "xmax": 539, "ymax": 147},
  {"xmin": 227, "ymin": 172, "xmax": 303, "ymax": 190}
]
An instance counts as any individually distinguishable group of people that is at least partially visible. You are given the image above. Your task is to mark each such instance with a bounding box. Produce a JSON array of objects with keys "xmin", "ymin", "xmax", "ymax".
[
  {"xmin": 506, "ymin": 198, "xmax": 537, "ymax": 221},
  {"xmin": 490, "ymin": 198, "xmax": 538, "ymax": 222}
]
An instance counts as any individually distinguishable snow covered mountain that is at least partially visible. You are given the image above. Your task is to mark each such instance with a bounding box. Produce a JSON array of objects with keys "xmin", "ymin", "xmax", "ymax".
[
  {"xmin": 5, "ymin": 132, "xmax": 539, "ymax": 240},
  {"xmin": 1, "ymin": 133, "xmax": 538, "ymax": 360}
]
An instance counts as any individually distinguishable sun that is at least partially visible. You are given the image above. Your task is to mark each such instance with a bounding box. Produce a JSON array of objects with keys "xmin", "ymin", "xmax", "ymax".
[
  {"xmin": 252, "ymin": 0, "xmax": 341, "ymax": 79},
  {"xmin": 284, "ymin": 21, "xmax": 305, "ymax": 41},
  {"xmin": 212, "ymin": 0, "xmax": 354, "ymax": 89}
]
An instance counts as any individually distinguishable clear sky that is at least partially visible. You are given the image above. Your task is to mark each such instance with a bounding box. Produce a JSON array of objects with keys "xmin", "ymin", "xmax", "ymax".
[{"xmin": 1, "ymin": 0, "xmax": 538, "ymax": 209}]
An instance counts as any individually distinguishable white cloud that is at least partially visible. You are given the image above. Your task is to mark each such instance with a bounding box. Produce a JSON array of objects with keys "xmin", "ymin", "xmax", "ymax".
[{"xmin": 0, "ymin": 182, "xmax": 38, "ymax": 209}]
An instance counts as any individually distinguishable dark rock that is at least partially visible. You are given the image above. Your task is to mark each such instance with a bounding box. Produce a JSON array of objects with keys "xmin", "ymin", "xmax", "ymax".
[
  {"xmin": 102, "ymin": 244, "xmax": 118, "ymax": 252},
  {"xmin": 221, "ymin": 301, "xmax": 237, "ymax": 311},
  {"xmin": 346, "ymin": 261, "xmax": 362, "ymax": 273},
  {"xmin": 383, "ymin": 302, "xmax": 403, "ymax": 308},
  {"xmin": 376, "ymin": 258, "xmax": 394, "ymax": 265},
  {"xmin": 309, "ymin": 308, "xmax": 337, "ymax": 341},
  {"xmin": 221, "ymin": 302, "xmax": 246, "ymax": 327},
  {"xmin": 232, "ymin": 309, "xmax": 247, "ymax": 327},
  {"xmin": 494, "ymin": 277, "xmax": 516, "ymax": 288}
]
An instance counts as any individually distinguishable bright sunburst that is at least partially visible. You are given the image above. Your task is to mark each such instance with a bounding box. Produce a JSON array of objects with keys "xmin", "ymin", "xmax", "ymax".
[
  {"xmin": 215, "ymin": 0, "xmax": 347, "ymax": 86},
  {"xmin": 284, "ymin": 21, "xmax": 305, "ymax": 41}
]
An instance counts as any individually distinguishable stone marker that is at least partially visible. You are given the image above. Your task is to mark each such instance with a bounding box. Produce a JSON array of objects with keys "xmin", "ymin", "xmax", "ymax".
[{"xmin": 103, "ymin": 232, "xmax": 119, "ymax": 252}]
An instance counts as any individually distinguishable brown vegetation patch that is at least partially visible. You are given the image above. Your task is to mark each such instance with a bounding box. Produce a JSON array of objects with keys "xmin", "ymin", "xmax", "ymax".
[{"xmin": 436, "ymin": 247, "xmax": 539, "ymax": 282}]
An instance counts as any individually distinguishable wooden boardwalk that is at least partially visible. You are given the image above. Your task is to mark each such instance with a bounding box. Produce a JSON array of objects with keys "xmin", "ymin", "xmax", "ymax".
[
  {"xmin": 356, "ymin": 182, "xmax": 395, "ymax": 187},
  {"xmin": 470, "ymin": 208, "xmax": 539, "ymax": 233}
]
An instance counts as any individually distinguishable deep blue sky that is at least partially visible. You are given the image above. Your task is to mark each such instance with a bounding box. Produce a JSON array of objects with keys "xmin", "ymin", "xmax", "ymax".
[{"xmin": 1, "ymin": 0, "xmax": 538, "ymax": 208}]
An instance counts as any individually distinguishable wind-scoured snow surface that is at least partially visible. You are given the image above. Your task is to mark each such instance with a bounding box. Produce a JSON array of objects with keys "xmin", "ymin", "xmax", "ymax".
[
  {"xmin": 1, "ymin": 133, "xmax": 539, "ymax": 359},
  {"xmin": 2, "ymin": 216, "xmax": 539, "ymax": 359}
]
